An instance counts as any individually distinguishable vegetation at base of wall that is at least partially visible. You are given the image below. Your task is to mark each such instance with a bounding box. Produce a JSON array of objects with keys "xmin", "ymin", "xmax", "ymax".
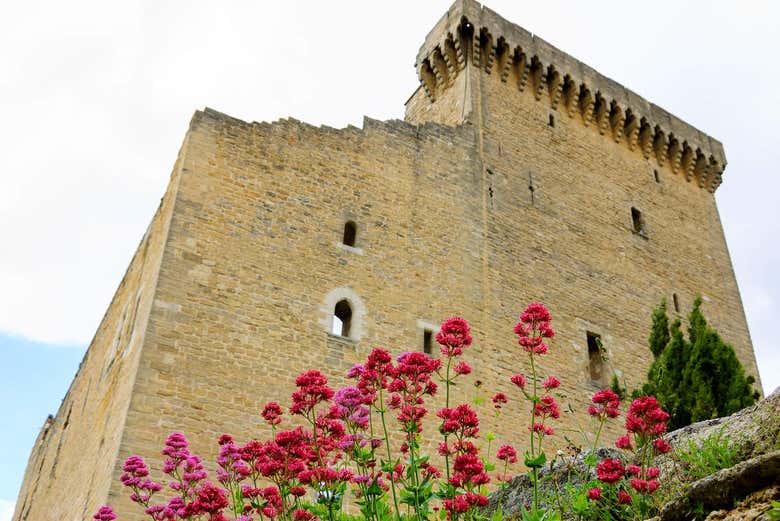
[
  {"xmin": 674, "ymin": 427, "xmax": 740, "ymax": 481},
  {"xmin": 641, "ymin": 297, "xmax": 759, "ymax": 431},
  {"xmin": 93, "ymin": 304, "xmax": 676, "ymax": 521}
]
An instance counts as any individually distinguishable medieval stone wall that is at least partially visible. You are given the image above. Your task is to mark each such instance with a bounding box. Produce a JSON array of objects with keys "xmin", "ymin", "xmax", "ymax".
[
  {"xmin": 12, "ymin": 132, "xmax": 187, "ymax": 521},
  {"xmin": 104, "ymin": 109, "xmax": 495, "ymax": 519}
]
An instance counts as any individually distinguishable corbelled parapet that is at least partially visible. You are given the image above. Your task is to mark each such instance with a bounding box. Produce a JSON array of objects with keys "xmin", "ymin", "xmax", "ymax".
[{"xmin": 415, "ymin": 0, "xmax": 726, "ymax": 192}]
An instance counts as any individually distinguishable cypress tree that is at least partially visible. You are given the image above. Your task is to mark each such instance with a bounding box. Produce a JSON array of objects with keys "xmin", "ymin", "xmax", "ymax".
[
  {"xmin": 643, "ymin": 297, "xmax": 758, "ymax": 430},
  {"xmin": 648, "ymin": 299, "xmax": 671, "ymax": 358}
]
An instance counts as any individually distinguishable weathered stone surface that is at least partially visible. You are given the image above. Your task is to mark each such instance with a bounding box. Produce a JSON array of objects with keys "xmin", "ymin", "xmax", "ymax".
[
  {"xmin": 486, "ymin": 448, "xmax": 623, "ymax": 517},
  {"xmin": 702, "ymin": 485, "xmax": 780, "ymax": 520},
  {"xmin": 659, "ymin": 451, "xmax": 780, "ymax": 521},
  {"xmin": 657, "ymin": 388, "xmax": 780, "ymax": 481}
]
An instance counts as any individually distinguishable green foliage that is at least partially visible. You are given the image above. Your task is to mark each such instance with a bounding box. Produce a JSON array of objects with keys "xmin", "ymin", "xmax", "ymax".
[
  {"xmin": 609, "ymin": 374, "xmax": 627, "ymax": 402},
  {"xmin": 767, "ymin": 500, "xmax": 780, "ymax": 521},
  {"xmin": 643, "ymin": 297, "xmax": 759, "ymax": 430},
  {"xmin": 648, "ymin": 299, "xmax": 671, "ymax": 358},
  {"xmin": 675, "ymin": 427, "xmax": 739, "ymax": 480}
]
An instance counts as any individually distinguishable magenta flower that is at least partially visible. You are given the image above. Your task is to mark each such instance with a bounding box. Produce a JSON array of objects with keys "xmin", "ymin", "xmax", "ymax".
[{"xmin": 93, "ymin": 506, "xmax": 117, "ymax": 521}]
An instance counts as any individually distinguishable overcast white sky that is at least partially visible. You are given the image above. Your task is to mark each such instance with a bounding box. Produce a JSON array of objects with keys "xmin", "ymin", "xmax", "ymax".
[{"xmin": 0, "ymin": 3, "xmax": 778, "ymax": 510}]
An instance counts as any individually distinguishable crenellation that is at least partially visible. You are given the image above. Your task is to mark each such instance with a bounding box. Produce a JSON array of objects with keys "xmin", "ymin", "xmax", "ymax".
[
  {"xmin": 653, "ymin": 127, "xmax": 668, "ymax": 166},
  {"xmin": 610, "ymin": 102, "xmax": 626, "ymax": 143},
  {"xmin": 413, "ymin": 0, "xmax": 728, "ymax": 182},
  {"xmin": 547, "ymin": 66, "xmax": 564, "ymax": 110}
]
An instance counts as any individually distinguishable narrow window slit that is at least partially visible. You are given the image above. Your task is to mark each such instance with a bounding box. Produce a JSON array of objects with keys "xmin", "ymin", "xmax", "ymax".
[
  {"xmin": 587, "ymin": 332, "xmax": 604, "ymax": 383},
  {"xmin": 631, "ymin": 207, "xmax": 646, "ymax": 236},
  {"xmin": 423, "ymin": 329, "xmax": 433, "ymax": 354},
  {"xmin": 342, "ymin": 221, "xmax": 356, "ymax": 247}
]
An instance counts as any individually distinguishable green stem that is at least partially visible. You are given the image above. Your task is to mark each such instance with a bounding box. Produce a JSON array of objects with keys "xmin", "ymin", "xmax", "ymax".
[
  {"xmin": 444, "ymin": 353, "xmax": 453, "ymax": 483},
  {"xmin": 377, "ymin": 386, "xmax": 401, "ymax": 519},
  {"xmin": 529, "ymin": 351, "xmax": 539, "ymax": 511},
  {"xmin": 407, "ymin": 427, "xmax": 422, "ymax": 521}
]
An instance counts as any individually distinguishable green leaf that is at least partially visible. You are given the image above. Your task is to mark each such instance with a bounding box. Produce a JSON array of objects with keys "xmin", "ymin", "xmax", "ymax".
[
  {"xmin": 571, "ymin": 493, "xmax": 588, "ymax": 515},
  {"xmin": 524, "ymin": 450, "xmax": 547, "ymax": 469},
  {"xmin": 583, "ymin": 453, "xmax": 598, "ymax": 467}
]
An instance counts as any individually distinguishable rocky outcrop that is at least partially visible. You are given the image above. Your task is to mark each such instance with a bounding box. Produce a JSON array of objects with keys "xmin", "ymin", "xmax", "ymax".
[
  {"xmin": 487, "ymin": 389, "xmax": 779, "ymax": 520},
  {"xmin": 659, "ymin": 450, "xmax": 780, "ymax": 520}
]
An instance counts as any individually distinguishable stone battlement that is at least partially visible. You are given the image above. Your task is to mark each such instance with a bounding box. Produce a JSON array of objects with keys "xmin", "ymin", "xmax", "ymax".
[
  {"xmin": 199, "ymin": 107, "xmax": 476, "ymax": 144},
  {"xmin": 413, "ymin": 0, "xmax": 725, "ymax": 192}
]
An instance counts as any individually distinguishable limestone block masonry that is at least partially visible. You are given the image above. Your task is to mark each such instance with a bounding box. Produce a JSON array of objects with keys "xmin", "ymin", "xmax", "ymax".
[{"xmin": 13, "ymin": 1, "xmax": 760, "ymax": 519}]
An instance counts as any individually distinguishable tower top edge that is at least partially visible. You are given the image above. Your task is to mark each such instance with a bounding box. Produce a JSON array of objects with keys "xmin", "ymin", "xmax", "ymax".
[{"xmin": 416, "ymin": 0, "xmax": 726, "ymax": 171}]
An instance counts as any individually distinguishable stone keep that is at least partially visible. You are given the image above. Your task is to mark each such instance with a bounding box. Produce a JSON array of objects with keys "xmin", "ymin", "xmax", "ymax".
[{"xmin": 13, "ymin": 1, "xmax": 760, "ymax": 519}]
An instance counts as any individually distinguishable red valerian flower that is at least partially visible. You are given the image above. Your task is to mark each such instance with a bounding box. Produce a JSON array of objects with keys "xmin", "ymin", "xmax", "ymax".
[
  {"xmin": 290, "ymin": 370, "xmax": 334, "ymax": 416},
  {"xmin": 293, "ymin": 509, "xmax": 316, "ymax": 521},
  {"xmin": 587, "ymin": 488, "xmax": 602, "ymax": 501},
  {"xmin": 627, "ymin": 464, "xmax": 642, "ymax": 476},
  {"xmin": 542, "ymin": 376, "xmax": 561, "ymax": 390},
  {"xmin": 625, "ymin": 396, "xmax": 669, "ymax": 436},
  {"xmin": 437, "ymin": 442, "xmax": 453, "ymax": 457},
  {"xmin": 183, "ymin": 482, "xmax": 229, "ymax": 515},
  {"xmin": 120, "ymin": 455, "xmax": 162, "ymax": 505},
  {"xmin": 615, "ymin": 435, "xmax": 633, "ymax": 450},
  {"xmin": 262, "ymin": 402, "xmax": 284, "ymax": 426},
  {"xmin": 529, "ymin": 422, "xmax": 555, "ymax": 436},
  {"xmin": 438, "ymin": 404, "xmax": 480, "ymax": 438},
  {"xmin": 436, "ymin": 317, "xmax": 473, "ymax": 356},
  {"xmin": 518, "ymin": 302, "xmax": 553, "ymax": 325},
  {"xmin": 589, "ymin": 389, "xmax": 621, "ymax": 419},
  {"xmin": 496, "ymin": 445, "xmax": 518, "ymax": 463},
  {"xmin": 93, "ymin": 506, "xmax": 117, "ymax": 521},
  {"xmin": 653, "ymin": 438, "xmax": 672, "ymax": 455},
  {"xmin": 596, "ymin": 458, "xmax": 625, "ymax": 484},
  {"xmin": 617, "ymin": 490, "xmax": 633, "ymax": 504},
  {"xmin": 533, "ymin": 396, "xmax": 560, "ymax": 419},
  {"xmin": 450, "ymin": 453, "xmax": 490, "ymax": 487},
  {"xmin": 510, "ymin": 374, "xmax": 526, "ymax": 389},
  {"xmin": 630, "ymin": 479, "xmax": 660, "ymax": 494},
  {"xmin": 454, "ymin": 361, "xmax": 472, "ymax": 375},
  {"xmin": 491, "ymin": 392, "xmax": 508, "ymax": 409},
  {"xmin": 514, "ymin": 303, "xmax": 555, "ymax": 354}
]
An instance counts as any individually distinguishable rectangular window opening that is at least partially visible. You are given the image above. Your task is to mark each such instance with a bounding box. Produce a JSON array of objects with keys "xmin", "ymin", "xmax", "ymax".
[
  {"xmin": 548, "ymin": 114, "xmax": 555, "ymax": 127},
  {"xmin": 587, "ymin": 332, "xmax": 604, "ymax": 383},
  {"xmin": 423, "ymin": 329, "xmax": 433, "ymax": 354},
  {"xmin": 631, "ymin": 207, "xmax": 646, "ymax": 236},
  {"xmin": 673, "ymin": 293, "xmax": 680, "ymax": 313}
]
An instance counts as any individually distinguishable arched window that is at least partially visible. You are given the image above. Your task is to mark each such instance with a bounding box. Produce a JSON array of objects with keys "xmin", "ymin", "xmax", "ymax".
[
  {"xmin": 343, "ymin": 221, "xmax": 357, "ymax": 247},
  {"xmin": 332, "ymin": 299, "xmax": 353, "ymax": 337}
]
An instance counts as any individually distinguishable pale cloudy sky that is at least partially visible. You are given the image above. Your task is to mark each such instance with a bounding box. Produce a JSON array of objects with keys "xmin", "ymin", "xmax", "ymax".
[{"xmin": 1, "ymin": 0, "xmax": 778, "ymax": 516}]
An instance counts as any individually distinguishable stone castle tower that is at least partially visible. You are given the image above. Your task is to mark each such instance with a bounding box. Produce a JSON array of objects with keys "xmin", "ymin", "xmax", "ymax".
[{"xmin": 13, "ymin": 1, "xmax": 760, "ymax": 519}]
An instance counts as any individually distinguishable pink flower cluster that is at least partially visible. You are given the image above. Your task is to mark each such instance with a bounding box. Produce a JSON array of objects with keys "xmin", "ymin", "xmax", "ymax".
[
  {"xmin": 435, "ymin": 316, "xmax": 473, "ymax": 357},
  {"xmin": 589, "ymin": 394, "xmax": 672, "ymax": 511},
  {"xmin": 513, "ymin": 302, "xmax": 555, "ymax": 355},
  {"xmin": 588, "ymin": 389, "xmax": 620, "ymax": 420}
]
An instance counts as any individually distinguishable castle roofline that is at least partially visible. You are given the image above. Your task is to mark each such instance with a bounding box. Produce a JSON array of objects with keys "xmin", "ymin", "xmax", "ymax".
[{"xmin": 413, "ymin": 0, "xmax": 727, "ymax": 192}]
